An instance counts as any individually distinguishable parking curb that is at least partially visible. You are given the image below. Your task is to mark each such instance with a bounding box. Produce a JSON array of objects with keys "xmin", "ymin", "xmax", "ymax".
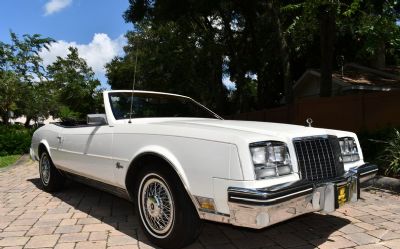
[{"xmin": 364, "ymin": 176, "xmax": 400, "ymax": 192}]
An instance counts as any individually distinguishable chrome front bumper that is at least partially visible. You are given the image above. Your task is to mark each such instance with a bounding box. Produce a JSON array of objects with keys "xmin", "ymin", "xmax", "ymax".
[
  {"xmin": 226, "ymin": 163, "xmax": 377, "ymax": 229},
  {"xmin": 349, "ymin": 163, "xmax": 379, "ymax": 184}
]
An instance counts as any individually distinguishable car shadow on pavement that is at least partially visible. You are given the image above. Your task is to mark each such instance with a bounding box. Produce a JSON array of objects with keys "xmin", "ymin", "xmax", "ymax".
[{"xmin": 28, "ymin": 177, "xmax": 351, "ymax": 249}]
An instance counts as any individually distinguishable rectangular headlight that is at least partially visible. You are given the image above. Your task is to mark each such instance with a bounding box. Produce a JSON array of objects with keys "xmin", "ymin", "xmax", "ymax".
[
  {"xmin": 339, "ymin": 137, "xmax": 360, "ymax": 163},
  {"xmin": 250, "ymin": 141, "xmax": 292, "ymax": 179}
]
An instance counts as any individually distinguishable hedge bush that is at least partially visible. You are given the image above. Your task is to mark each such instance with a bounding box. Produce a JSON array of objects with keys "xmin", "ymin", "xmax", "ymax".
[
  {"xmin": 377, "ymin": 129, "xmax": 400, "ymax": 177},
  {"xmin": 358, "ymin": 126, "xmax": 400, "ymax": 177},
  {"xmin": 0, "ymin": 125, "xmax": 35, "ymax": 156}
]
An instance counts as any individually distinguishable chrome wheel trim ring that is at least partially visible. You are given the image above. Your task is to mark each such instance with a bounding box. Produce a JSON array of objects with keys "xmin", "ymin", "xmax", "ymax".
[
  {"xmin": 138, "ymin": 173, "xmax": 175, "ymax": 238},
  {"xmin": 40, "ymin": 154, "xmax": 51, "ymax": 186}
]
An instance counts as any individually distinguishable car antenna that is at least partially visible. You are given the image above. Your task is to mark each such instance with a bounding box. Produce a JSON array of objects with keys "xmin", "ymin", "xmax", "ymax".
[{"xmin": 128, "ymin": 44, "xmax": 139, "ymax": 124}]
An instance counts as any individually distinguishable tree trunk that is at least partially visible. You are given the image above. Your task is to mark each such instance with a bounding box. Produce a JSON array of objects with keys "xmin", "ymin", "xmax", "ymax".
[
  {"xmin": 1, "ymin": 113, "xmax": 9, "ymax": 125},
  {"xmin": 270, "ymin": 1, "xmax": 293, "ymax": 104},
  {"xmin": 24, "ymin": 117, "xmax": 32, "ymax": 127},
  {"xmin": 281, "ymin": 37, "xmax": 293, "ymax": 104},
  {"xmin": 319, "ymin": 4, "xmax": 336, "ymax": 97},
  {"xmin": 212, "ymin": 54, "xmax": 228, "ymax": 115},
  {"xmin": 256, "ymin": 70, "xmax": 267, "ymax": 109},
  {"xmin": 257, "ymin": 70, "xmax": 276, "ymax": 108},
  {"xmin": 200, "ymin": 15, "xmax": 228, "ymax": 115},
  {"xmin": 234, "ymin": 70, "xmax": 247, "ymax": 113},
  {"xmin": 371, "ymin": 40, "xmax": 385, "ymax": 69}
]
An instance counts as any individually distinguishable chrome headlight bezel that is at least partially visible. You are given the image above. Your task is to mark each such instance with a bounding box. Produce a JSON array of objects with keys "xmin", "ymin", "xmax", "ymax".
[
  {"xmin": 339, "ymin": 137, "xmax": 360, "ymax": 163},
  {"xmin": 249, "ymin": 141, "xmax": 293, "ymax": 179}
]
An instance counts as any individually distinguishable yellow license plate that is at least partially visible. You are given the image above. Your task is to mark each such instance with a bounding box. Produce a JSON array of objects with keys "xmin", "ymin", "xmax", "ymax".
[{"xmin": 337, "ymin": 185, "xmax": 348, "ymax": 206}]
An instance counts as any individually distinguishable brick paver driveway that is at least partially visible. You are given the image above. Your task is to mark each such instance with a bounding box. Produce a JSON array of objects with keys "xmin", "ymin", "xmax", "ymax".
[{"xmin": 1, "ymin": 159, "xmax": 400, "ymax": 249}]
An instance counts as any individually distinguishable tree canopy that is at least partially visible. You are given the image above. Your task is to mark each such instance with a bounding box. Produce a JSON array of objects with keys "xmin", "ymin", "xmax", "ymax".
[
  {"xmin": 1, "ymin": 1, "xmax": 399, "ymax": 123},
  {"xmin": 47, "ymin": 47, "xmax": 101, "ymax": 121},
  {"xmin": 106, "ymin": 0, "xmax": 400, "ymax": 114},
  {"xmin": 0, "ymin": 32, "xmax": 101, "ymax": 125},
  {"xmin": 0, "ymin": 32, "xmax": 54, "ymax": 125}
]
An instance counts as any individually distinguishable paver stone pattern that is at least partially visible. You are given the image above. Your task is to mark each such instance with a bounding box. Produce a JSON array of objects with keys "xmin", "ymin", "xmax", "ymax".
[{"xmin": 1, "ymin": 160, "xmax": 400, "ymax": 249}]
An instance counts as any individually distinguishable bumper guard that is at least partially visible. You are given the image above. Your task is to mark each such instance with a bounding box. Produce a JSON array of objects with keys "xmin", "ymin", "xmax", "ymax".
[{"xmin": 226, "ymin": 163, "xmax": 377, "ymax": 229}]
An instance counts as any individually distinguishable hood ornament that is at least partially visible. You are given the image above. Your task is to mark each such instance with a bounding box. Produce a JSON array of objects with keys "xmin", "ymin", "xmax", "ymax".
[{"xmin": 306, "ymin": 118, "xmax": 313, "ymax": 127}]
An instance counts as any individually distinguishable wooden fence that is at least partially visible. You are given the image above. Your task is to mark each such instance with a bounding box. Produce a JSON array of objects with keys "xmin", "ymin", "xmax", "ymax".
[{"xmin": 228, "ymin": 91, "xmax": 400, "ymax": 132}]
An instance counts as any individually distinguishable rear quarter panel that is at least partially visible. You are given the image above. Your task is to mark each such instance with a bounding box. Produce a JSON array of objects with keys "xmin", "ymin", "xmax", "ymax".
[{"xmin": 31, "ymin": 124, "xmax": 62, "ymax": 162}]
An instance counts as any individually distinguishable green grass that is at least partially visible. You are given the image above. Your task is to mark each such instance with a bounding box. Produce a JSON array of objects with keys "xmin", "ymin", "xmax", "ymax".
[{"xmin": 0, "ymin": 155, "xmax": 21, "ymax": 168}]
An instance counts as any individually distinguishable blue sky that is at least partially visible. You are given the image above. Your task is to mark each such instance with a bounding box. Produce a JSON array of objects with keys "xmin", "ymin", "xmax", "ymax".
[
  {"xmin": 0, "ymin": 0, "xmax": 237, "ymax": 90},
  {"xmin": 0, "ymin": 0, "xmax": 131, "ymax": 87}
]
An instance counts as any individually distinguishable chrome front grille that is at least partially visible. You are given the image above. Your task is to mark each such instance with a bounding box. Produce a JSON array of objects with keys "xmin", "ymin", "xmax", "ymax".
[{"xmin": 293, "ymin": 136, "xmax": 342, "ymax": 182}]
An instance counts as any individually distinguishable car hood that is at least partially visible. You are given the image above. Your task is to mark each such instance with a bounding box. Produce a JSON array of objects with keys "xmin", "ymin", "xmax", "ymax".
[{"xmin": 151, "ymin": 118, "xmax": 352, "ymax": 142}]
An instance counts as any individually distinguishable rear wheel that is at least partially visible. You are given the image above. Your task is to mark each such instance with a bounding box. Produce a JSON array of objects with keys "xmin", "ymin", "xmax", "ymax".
[
  {"xmin": 39, "ymin": 151, "xmax": 65, "ymax": 192},
  {"xmin": 135, "ymin": 165, "xmax": 202, "ymax": 249}
]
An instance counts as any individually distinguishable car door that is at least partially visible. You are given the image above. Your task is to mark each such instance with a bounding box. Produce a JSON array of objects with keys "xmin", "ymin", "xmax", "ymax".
[{"xmin": 56, "ymin": 124, "xmax": 115, "ymax": 185}]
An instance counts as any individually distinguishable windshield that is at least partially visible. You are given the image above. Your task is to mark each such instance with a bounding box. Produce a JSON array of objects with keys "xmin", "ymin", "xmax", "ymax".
[{"xmin": 108, "ymin": 92, "xmax": 219, "ymax": 120}]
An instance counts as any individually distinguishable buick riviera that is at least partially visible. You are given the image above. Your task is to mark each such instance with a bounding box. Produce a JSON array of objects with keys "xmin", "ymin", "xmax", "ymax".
[{"xmin": 30, "ymin": 90, "xmax": 378, "ymax": 248}]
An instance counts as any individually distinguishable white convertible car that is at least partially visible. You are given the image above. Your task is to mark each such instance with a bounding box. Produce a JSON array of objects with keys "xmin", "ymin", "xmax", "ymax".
[{"xmin": 31, "ymin": 90, "xmax": 378, "ymax": 248}]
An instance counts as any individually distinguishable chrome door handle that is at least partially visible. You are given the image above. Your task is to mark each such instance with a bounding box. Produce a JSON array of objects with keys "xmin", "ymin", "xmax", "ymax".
[{"xmin": 57, "ymin": 136, "xmax": 62, "ymax": 142}]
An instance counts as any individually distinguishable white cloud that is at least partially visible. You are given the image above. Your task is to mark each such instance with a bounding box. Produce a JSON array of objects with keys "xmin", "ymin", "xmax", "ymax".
[
  {"xmin": 223, "ymin": 76, "xmax": 236, "ymax": 90},
  {"xmin": 245, "ymin": 72, "xmax": 258, "ymax": 80},
  {"xmin": 44, "ymin": 0, "xmax": 72, "ymax": 16},
  {"xmin": 39, "ymin": 33, "xmax": 126, "ymax": 81}
]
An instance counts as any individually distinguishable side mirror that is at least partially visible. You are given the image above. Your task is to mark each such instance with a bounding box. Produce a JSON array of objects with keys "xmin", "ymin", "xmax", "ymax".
[{"xmin": 87, "ymin": 114, "xmax": 107, "ymax": 126}]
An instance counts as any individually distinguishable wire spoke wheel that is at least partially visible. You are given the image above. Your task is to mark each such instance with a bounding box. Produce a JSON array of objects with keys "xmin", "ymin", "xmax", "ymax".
[
  {"xmin": 40, "ymin": 154, "xmax": 51, "ymax": 185},
  {"xmin": 134, "ymin": 165, "xmax": 203, "ymax": 249},
  {"xmin": 38, "ymin": 150, "xmax": 65, "ymax": 192},
  {"xmin": 139, "ymin": 174, "xmax": 175, "ymax": 237}
]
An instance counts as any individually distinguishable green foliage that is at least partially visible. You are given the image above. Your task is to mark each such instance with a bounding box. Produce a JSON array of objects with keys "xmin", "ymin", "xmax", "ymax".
[
  {"xmin": 287, "ymin": 0, "xmax": 400, "ymax": 68},
  {"xmin": 3, "ymin": 32, "xmax": 54, "ymax": 82},
  {"xmin": 345, "ymin": 0, "xmax": 400, "ymax": 66},
  {"xmin": 58, "ymin": 106, "xmax": 81, "ymax": 122},
  {"xmin": 379, "ymin": 129, "xmax": 400, "ymax": 177},
  {"xmin": 116, "ymin": 0, "xmax": 400, "ymax": 113},
  {"xmin": 358, "ymin": 126, "xmax": 400, "ymax": 177},
  {"xmin": 1, "ymin": 32, "xmax": 101, "ymax": 125},
  {"xmin": 0, "ymin": 31, "xmax": 54, "ymax": 124},
  {"xmin": 114, "ymin": 0, "xmax": 400, "ymax": 112},
  {"xmin": 107, "ymin": 19, "xmax": 230, "ymax": 113},
  {"xmin": 0, "ymin": 155, "xmax": 20, "ymax": 168},
  {"xmin": 0, "ymin": 125, "xmax": 35, "ymax": 156},
  {"xmin": 0, "ymin": 33, "xmax": 101, "ymax": 154},
  {"xmin": 111, "ymin": 0, "xmax": 297, "ymax": 112},
  {"xmin": 47, "ymin": 47, "xmax": 102, "ymax": 121},
  {"xmin": 0, "ymin": 71, "xmax": 21, "ymax": 123}
]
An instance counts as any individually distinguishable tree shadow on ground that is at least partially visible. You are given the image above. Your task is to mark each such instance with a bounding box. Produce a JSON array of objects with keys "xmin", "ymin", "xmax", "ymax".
[{"xmin": 28, "ymin": 177, "xmax": 351, "ymax": 249}]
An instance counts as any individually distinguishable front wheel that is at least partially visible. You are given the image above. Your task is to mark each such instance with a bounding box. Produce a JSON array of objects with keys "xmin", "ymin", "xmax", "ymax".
[
  {"xmin": 135, "ymin": 166, "xmax": 202, "ymax": 249},
  {"xmin": 39, "ymin": 151, "xmax": 65, "ymax": 192}
]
